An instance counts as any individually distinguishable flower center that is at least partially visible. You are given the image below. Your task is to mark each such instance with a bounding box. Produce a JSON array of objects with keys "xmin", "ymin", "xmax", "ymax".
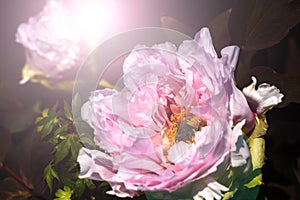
[{"xmin": 164, "ymin": 110, "xmax": 207, "ymax": 145}]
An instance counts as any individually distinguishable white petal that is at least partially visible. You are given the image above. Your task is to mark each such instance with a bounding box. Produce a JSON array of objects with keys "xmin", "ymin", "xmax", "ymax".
[
  {"xmin": 230, "ymin": 120, "xmax": 251, "ymax": 172},
  {"xmin": 106, "ymin": 189, "xmax": 133, "ymax": 198},
  {"xmin": 193, "ymin": 177, "xmax": 228, "ymax": 200},
  {"xmin": 243, "ymin": 76, "xmax": 284, "ymax": 114}
]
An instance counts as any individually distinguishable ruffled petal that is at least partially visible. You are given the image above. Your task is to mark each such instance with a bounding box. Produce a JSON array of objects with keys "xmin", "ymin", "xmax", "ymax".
[
  {"xmin": 15, "ymin": 0, "xmax": 86, "ymax": 80},
  {"xmin": 243, "ymin": 76, "xmax": 284, "ymax": 115},
  {"xmin": 77, "ymin": 27, "xmax": 258, "ymax": 198},
  {"xmin": 77, "ymin": 147, "xmax": 115, "ymax": 181},
  {"xmin": 194, "ymin": 28, "xmax": 218, "ymax": 58},
  {"xmin": 220, "ymin": 45, "xmax": 240, "ymax": 78},
  {"xmin": 123, "ymin": 42, "xmax": 178, "ymax": 75}
]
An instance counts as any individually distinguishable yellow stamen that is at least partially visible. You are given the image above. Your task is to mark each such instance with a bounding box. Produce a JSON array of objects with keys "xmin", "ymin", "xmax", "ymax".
[{"xmin": 163, "ymin": 110, "xmax": 207, "ymax": 145}]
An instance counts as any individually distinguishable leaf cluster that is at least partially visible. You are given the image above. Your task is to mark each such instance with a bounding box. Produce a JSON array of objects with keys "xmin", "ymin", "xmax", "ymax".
[{"xmin": 35, "ymin": 101, "xmax": 96, "ymax": 199}]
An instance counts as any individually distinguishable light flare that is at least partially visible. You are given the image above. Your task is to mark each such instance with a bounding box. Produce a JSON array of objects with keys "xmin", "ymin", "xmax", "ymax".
[{"xmin": 69, "ymin": 0, "xmax": 118, "ymax": 45}]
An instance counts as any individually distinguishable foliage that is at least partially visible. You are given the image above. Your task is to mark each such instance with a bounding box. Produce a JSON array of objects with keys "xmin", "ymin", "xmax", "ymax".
[
  {"xmin": 35, "ymin": 101, "xmax": 97, "ymax": 199},
  {"xmin": 54, "ymin": 186, "xmax": 73, "ymax": 200}
]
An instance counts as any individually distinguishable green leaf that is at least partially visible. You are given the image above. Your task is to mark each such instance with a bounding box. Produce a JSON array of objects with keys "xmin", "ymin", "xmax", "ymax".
[
  {"xmin": 78, "ymin": 130, "xmax": 95, "ymax": 142},
  {"xmin": 99, "ymin": 181, "xmax": 109, "ymax": 188},
  {"xmin": 55, "ymin": 189, "xmax": 64, "ymax": 197},
  {"xmin": 222, "ymin": 189, "xmax": 237, "ymax": 200},
  {"xmin": 80, "ymin": 136, "xmax": 95, "ymax": 148},
  {"xmin": 54, "ymin": 186, "xmax": 73, "ymax": 200},
  {"xmin": 33, "ymin": 101, "xmax": 42, "ymax": 113},
  {"xmin": 41, "ymin": 108, "xmax": 49, "ymax": 117},
  {"xmin": 36, "ymin": 110, "xmax": 58, "ymax": 126},
  {"xmin": 230, "ymin": 185, "xmax": 261, "ymax": 200},
  {"xmin": 224, "ymin": 167, "xmax": 263, "ymax": 200},
  {"xmin": 48, "ymin": 109, "xmax": 60, "ymax": 119},
  {"xmin": 40, "ymin": 119, "xmax": 55, "ymax": 139},
  {"xmin": 70, "ymin": 144, "xmax": 80, "ymax": 161},
  {"xmin": 60, "ymin": 172, "xmax": 78, "ymax": 188},
  {"xmin": 68, "ymin": 134, "xmax": 81, "ymax": 160},
  {"xmin": 244, "ymin": 171, "xmax": 263, "ymax": 188},
  {"xmin": 64, "ymin": 101, "xmax": 73, "ymax": 121},
  {"xmin": 85, "ymin": 179, "xmax": 96, "ymax": 190},
  {"xmin": 36, "ymin": 116, "xmax": 50, "ymax": 127},
  {"xmin": 44, "ymin": 163, "xmax": 60, "ymax": 194},
  {"xmin": 44, "ymin": 165, "xmax": 52, "ymax": 192},
  {"xmin": 55, "ymin": 139, "xmax": 71, "ymax": 165},
  {"xmin": 66, "ymin": 161, "xmax": 78, "ymax": 172},
  {"xmin": 74, "ymin": 179, "xmax": 85, "ymax": 198},
  {"xmin": 229, "ymin": 0, "xmax": 300, "ymax": 50},
  {"xmin": 53, "ymin": 124, "xmax": 69, "ymax": 138}
]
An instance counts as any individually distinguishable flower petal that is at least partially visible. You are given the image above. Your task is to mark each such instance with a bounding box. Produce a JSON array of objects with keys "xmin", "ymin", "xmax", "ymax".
[
  {"xmin": 227, "ymin": 80, "xmax": 255, "ymax": 131},
  {"xmin": 77, "ymin": 147, "xmax": 115, "ymax": 182},
  {"xmin": 243, "ymin": 76, "xmax": 284, "ymax": 115},
  {"xmin": 230, "ymin": 120, "xmax": 251, "ymax": 172},
  {"xmin": 220, "ymin": 45, "xmax": 240, "ymax": 78},
  {"xmin": 194, "ymin": 27, "xmax": 218, "ymax": 58},
  {"xmin": 193, "ymin": 177, "xmax": 229, "ymax": 200},
  {"xmin": 77, "ymin": 27, "xmax": 257, "ymax": 198},
  {"xmin": 168, "ymin": 141, "xmax": 190, "ymax": 164}
]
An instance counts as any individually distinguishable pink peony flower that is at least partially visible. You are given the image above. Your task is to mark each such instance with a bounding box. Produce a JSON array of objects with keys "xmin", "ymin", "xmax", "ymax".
[
  {"xmin": 77, "ymin": 28, "xmax": 282, "ymax": 198},
  {"xmin": 16, "ymin": 0, "xmax": 116, "ymax": 83}
]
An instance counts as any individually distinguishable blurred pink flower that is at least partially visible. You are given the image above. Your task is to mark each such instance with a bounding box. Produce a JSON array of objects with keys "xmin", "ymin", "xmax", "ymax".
[
  {"xmin": 77, "ymin": 28, "xmax": 281, "ymax": 198},
  {"xmin": 16, "ymin": 0, "xmax": 116, "ymax": 83}
]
